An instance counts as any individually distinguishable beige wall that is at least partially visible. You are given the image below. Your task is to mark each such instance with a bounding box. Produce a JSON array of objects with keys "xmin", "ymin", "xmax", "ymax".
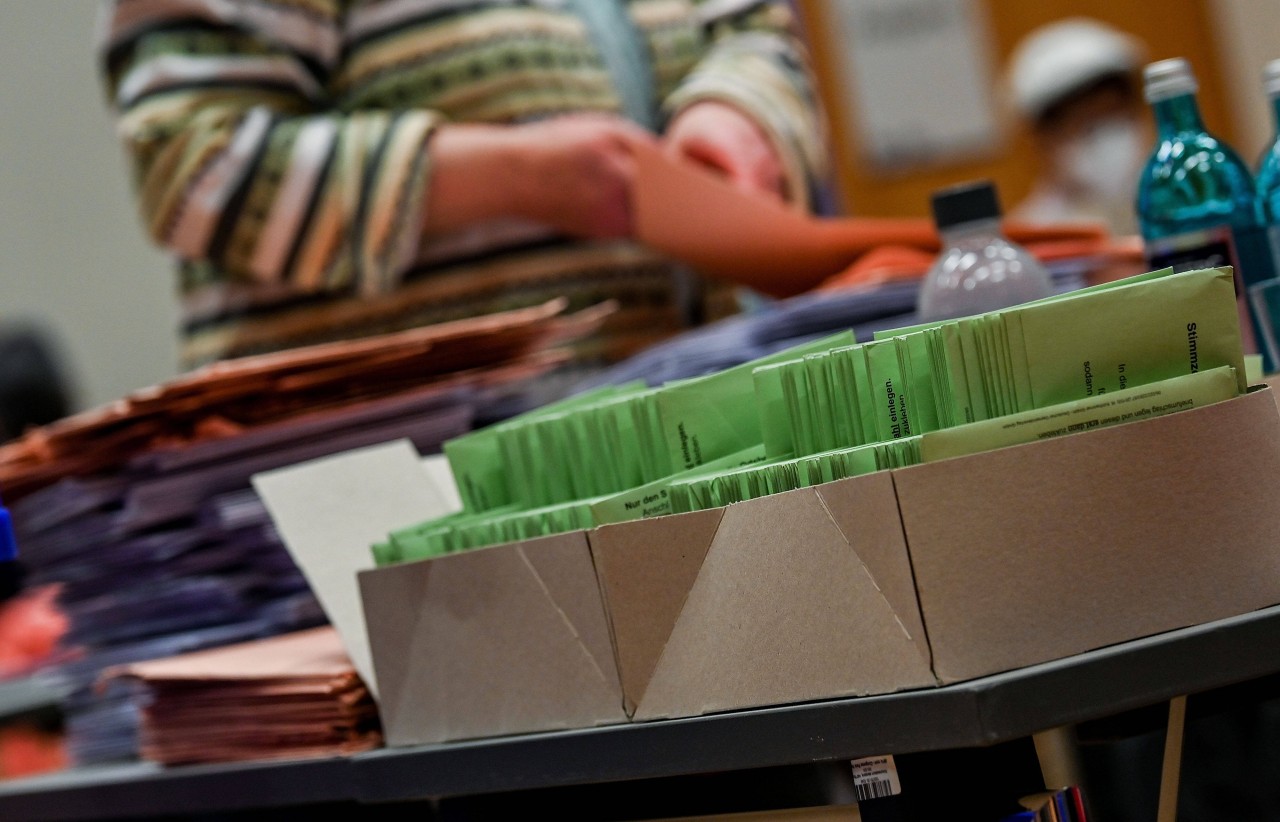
[
  {"xmin": 0, "ymin": 2, "xmax": 177, "ymax": 410},
  {"xmin": 1210, "ymin": 0, "xmax": 1280, "ymax": 161}
]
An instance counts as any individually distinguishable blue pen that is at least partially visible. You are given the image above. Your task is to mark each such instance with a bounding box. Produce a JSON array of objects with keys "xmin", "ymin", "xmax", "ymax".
[
  {"xmin": 0, "ymin": 492, "xmax": 18, "ymax": 601},
  {"xmin": 0, "ymin": 492, "xmax": 14, "ymax": 564}
]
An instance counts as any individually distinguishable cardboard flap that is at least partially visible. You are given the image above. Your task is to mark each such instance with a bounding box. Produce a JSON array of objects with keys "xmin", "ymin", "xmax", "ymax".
[
  {"xmin": 359, "ymin": 532, "xmax": 627, "ymax": 746},
  {"xmin": 252, "ymin": 440, "xmax": 456, "ymax": 700},
  {"xmin": 895, "ymin": 388, "xmax": 1280, "ymax": 683},
  {"xmin": 588, "ymin": 508, "xmax": 725, "ymax": 716},
  {"xmin": 815, "ymin": 472, "xmax": 931, "ymax": 664},
  {"xmin": 633, "ymin": 487, "xmax": 936, "ymax": 721},
  {"xmin": 520, "ymin": 537, "xmax": 621, "ymax": 696}
]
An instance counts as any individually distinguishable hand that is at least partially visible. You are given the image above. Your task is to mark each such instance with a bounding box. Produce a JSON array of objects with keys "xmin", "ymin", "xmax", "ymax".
[
  {"xmin": 426, "ymin": 115, "xmax": 656, "ymax": 240},
  {"xmin": 507, "ymin": 114, "xmax": 657, "ymax": 239},
  {"xmin": 663, "ymin": 101, "xmax": 786, "ymax": 201}
]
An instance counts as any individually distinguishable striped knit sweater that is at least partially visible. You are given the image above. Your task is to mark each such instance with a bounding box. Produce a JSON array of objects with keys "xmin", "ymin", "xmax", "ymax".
[{"xmin": 100, "ymin": 0, "xmax": 825, "ymax": 369}]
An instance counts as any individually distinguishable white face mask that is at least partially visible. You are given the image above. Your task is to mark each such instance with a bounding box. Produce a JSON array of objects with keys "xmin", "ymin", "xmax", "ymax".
[{"xmin": 1056, "ymin": 117, "xmax": 1148, "ymax": 203}]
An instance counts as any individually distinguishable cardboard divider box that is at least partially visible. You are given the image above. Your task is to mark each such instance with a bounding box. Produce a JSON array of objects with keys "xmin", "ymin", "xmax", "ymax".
[
  {"xmin": 359, "ymin": 471, "xmax": 937, "ymax": 746},
  {"xmin": 354, "ymin": 387, "xmax": 1280, "ymax": 747},
  {"xmin": 896, "ymin": 385, "xmax": 1280, "ymax": 685}
]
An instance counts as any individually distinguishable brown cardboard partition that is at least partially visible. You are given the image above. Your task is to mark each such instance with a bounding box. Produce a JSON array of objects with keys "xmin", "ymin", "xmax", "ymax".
[
  {"xmin": 895, "ymin": 387, "xmax": 1280, "ymax": 684},
  {"xmin": 356, "ymin": 387, "xmax": 1280, "ymax": 746},
  {"xmin": 589, "ymin": 470, "xmax": 936, "ymax": 721},
  {"xmin": 359, "ymin": 530, "xmax": 628, "ymax": 747}
]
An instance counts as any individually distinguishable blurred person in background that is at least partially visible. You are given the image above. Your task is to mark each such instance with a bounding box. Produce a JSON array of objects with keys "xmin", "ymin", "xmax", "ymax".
[
  {"xmin": 1005, "ymin": 18, "xmax": 1150, "ymax": 236},
  {"xmin": 0, "ymin": 321, "xmax": 73, "ymax": 605},
  {"xmin": 98, "ymin": 0, "xmax": 827, "ymax": 382},
  {"xmin": 0, "ymin": 324, "xmax": 74, "ymax": 445},
  {"xmin": 0, "ymin": 324, "xmax": 72, "ymax": 740}
]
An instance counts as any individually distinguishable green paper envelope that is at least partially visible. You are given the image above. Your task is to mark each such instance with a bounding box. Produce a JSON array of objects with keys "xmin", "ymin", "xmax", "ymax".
[
  {"xmin": 669, "ymin": 456, "xmax": 801, "ymax": 513},
  {"xmin": 863, "ymin": 339, "xmax": 913, "ymax": 441},
  {"xmin": 656, "ymin": 332, "xmax": 853, "ymax": 471},
  {"xmin": 371, "ymin": 541, "xmax": 399, "ymax": 567},
  {"xmin": 925, "ymin": 329, "xmax": 952, "ymax": 428},
  {"xmin": 919, "ymin": 366, "xmax": 1240, "ymax": 462},
  {"xmin": 948, "ymin": 321, "xmax": 987, "ymax": 424},
  {"xmin": 1246, "ymin": 354, "xmax": 1264, "ymax": 384},
  {"xmin": 975, "ymin": 316, "xmax": 1004, "ymax": 418},
  {"xmin": 1003, "ymin": 310, "xmax": 1033, "ymax": 413},
  {"xmin": 990, "ymin": 313, "xmax": 1017, "ymax": 417},
  {"xmin": 444, "ymin": 382, "xmax": 646, "ymax": 513},
  {"xmin": 829, "ymin": 346, "xmax": 868, "ymax": 447},
  {"xmin": 897, "ymin": 331, "xmax": 940, "ymax": 434},
  {"xmin": 806, "ymin": 352, "xmax": 838, "ymax": 452},
  {"xmin": 1017, "ymin": 267, "xmax": 1246, "ymax": 408},
  {"xmin": 753, "ymin": 362, "xmax": 794, "ymax": 459},
  {"xmin": 782, "ymin": 358, "xmax": 818, "ymax": 457},
  {"xmin": 590, "ymin": 445, "xmax": 767, "ymax": 525}
]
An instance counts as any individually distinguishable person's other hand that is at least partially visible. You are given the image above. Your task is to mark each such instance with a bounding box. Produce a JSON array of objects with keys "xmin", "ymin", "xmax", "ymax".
[
  {"xmin": 663, "ymin": 101, "xmax": 786, "ymax": 201},
  {"xmin": 508, "ymin": 114, "xmax": 657, "ymax": 239},
  {"xmin": 427, "ymin": 114, "xmax": 656, "ymax": 239}
]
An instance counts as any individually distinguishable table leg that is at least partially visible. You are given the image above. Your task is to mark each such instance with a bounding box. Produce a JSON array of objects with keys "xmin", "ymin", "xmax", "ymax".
[
  {"xmin": 1156, "ymin": 695, "xmax": 1187, "ymax": 822},
  {"xmin": 1032, "ymin": 725, "xmax": 1084, "ymax": 790}
]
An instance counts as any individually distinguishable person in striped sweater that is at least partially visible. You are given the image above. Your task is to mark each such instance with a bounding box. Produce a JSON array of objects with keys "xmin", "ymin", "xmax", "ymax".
[{"xmin": 99, "ymin": 0, "xmax": 827, "ymax": 377}]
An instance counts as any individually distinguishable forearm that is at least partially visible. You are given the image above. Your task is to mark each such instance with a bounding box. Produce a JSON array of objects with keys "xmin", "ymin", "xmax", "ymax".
[
  {"xmin": 420, "ymin": 124, "xmax": 528, "ymax": 235},
  {"xmin": 665, "ymin": 2, "xmax": 828, "ymax": 207},
  {"xmin": 103, "ymin": 1, "xmax": 441, "ymax": 297}
]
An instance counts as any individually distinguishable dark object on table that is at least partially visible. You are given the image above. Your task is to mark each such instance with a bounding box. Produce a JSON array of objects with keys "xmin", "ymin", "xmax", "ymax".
[{"xmin": 0, "ymin": 324, "xmax": 74, "ymax": 444}]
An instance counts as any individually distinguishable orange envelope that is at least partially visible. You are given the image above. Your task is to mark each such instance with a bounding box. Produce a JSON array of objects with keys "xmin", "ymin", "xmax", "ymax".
[{"xmin": 632, "ymin": 142, "xmax": 1109, "ymax": 297}]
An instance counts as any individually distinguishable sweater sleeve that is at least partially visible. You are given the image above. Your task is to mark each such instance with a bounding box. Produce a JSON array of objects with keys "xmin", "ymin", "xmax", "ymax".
[
  {"xmin": 100, "ymin": 0, "xmax": 441, "ymax": 297},
  {"xmin": 661, "ymin": 0, "xmax": 828, "ymax": 209}
]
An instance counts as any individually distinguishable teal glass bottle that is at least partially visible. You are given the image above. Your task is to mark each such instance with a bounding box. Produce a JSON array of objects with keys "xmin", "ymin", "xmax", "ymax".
[
  {"xmin": 1257, "ymin": 59, "xmax": 1280, "ymax": 264},
  {"xmin": 1136, "ymin": 58, "xmax": 1276, "ymax": 371}
]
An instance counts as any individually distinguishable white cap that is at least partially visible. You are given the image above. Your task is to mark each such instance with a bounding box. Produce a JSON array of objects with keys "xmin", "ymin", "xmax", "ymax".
[
  {"xmin": 1265, "ymin": 58, "xmax": 1280, "ymax": 99},
  {"xmin": 1006, "ymin": 18, "xmax": 1146, "ymax": 122},
  {"xmin": 1143, "ymin": 58, "xmax": 1197, "ymax": 103}
]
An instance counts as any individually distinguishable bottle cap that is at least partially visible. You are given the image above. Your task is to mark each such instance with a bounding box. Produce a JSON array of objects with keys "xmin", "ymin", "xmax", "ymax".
[
  {"xmin": 1265, "ymin": 58, "xmax": 1280, "ymax": 99},
  {"xmin": 1144, "ymin": 58, "xmax": 1197, "ymax": 103},
  {"xmin": 930, "ymin": 180, "xmax": 1002, "ymax": 230}
]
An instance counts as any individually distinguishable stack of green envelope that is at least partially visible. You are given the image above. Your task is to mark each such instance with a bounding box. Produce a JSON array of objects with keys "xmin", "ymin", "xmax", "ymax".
[
  {"xmin": 374, "ymin": 332, "xmax": 852, "ymax": 563},
  {"xmin": 667, "ymin": 437, "xmax": 922, "ymax": 515},
  {"xmin": 374, "ymin": 266, "xmax": 1248, "ymax": 566},
  {"xmin": 879, "ymin": 265, "xmax": 1246, "ymax": 427}
]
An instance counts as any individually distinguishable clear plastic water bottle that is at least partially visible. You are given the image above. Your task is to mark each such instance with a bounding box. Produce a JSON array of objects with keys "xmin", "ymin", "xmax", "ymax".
[
  {"xmin": 917, "ymin": 180, "xmax": 1053, "ymax": 322},
  {"xmin": 1136, "ymin": 57, "xmax": 1276, "ymax": 369}
]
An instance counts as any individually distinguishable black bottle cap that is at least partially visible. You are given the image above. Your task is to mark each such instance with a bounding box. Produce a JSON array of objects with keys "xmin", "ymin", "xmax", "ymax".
[{"xmin": 930, "ymin": 180, "xmax": 1002, "ymax": 230}]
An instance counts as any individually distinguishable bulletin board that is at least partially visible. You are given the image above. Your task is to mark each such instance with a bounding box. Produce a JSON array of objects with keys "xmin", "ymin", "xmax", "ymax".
[{"xmin": 821, "ymin": 0, "xmax": 1003, "ymax": 172}]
